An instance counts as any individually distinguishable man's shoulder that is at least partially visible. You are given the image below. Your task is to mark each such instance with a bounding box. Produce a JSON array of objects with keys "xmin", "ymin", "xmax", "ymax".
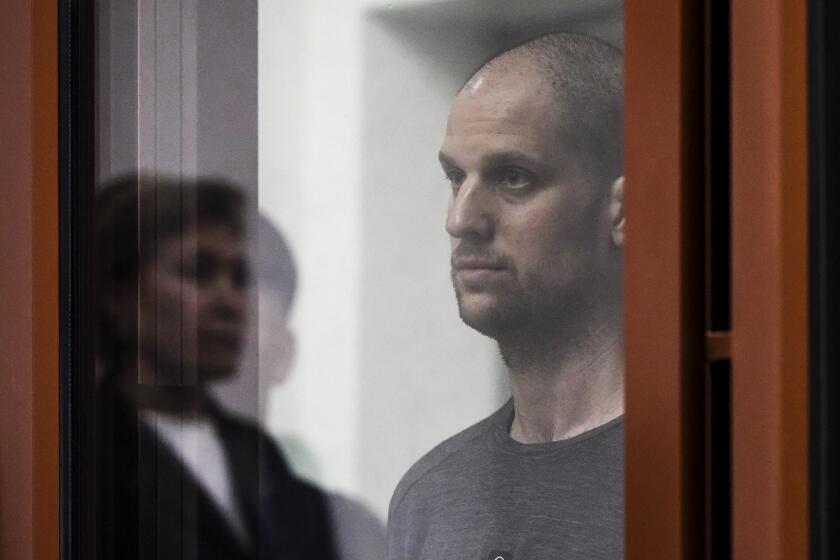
[{"xmin": 388, "ymin": 402, "xmax": 508, "ymax": 519}]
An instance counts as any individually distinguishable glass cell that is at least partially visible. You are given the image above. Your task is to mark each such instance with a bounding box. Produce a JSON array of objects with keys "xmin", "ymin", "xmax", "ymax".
[{"xmin": 91, "ymin": 2, "xmax": 625, "ymax": 558}]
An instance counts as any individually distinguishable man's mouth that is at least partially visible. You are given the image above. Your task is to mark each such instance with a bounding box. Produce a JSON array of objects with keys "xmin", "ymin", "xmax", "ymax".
[
  {"xmin": 451, "ymin": 251, "xmax": 508, "ymax": 268},
  {"xmin": 452, "ymin": 258, "xmax": 508, "ymax": 284}
]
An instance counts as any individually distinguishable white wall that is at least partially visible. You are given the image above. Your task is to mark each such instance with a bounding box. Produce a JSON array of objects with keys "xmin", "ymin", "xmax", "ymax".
[{"xmin": 258, "ymin": 0, "xmax": 369, "ymax": 505}]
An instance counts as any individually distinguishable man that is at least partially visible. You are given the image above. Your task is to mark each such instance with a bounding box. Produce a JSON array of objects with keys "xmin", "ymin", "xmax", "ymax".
[{"xmin": 387, "ymin": 33, "xmax": 624, "ymax": 560}]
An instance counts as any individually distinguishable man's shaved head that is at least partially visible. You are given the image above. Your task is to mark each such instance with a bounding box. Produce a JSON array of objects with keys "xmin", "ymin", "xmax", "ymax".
[
  {"xmin": 441, "ymin": 32, "xmax": 624, "ymax": 340},
  {"xmin": 460, "ymin": 33, "xmax": 623, "ymax": 185}
]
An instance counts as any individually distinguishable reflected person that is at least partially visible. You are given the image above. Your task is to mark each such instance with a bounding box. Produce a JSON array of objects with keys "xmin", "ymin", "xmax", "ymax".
[
  {"xmin": 240, "ymin": 215, "xmax": 386, "ymax": 560},
  {"xmin": 95, "ymin": 174, "xmax": 338, "ymax": 560},
  {"xmin": 387, "ymin": 34, "xmax": 624, "ymax": 559}
]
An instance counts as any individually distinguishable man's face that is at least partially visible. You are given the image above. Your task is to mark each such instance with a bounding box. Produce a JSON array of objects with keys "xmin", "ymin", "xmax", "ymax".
[
  {"xmin": 440, "ymin": 74, "xmax": 615, "ymax": 338},
  {"xmin": 134, "ymin": 224, "xmax": 250, "ymax": 383}
]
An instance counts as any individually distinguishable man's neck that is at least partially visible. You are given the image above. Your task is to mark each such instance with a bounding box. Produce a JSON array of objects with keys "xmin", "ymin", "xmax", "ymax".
[{"xmin": 500, "ymin": 321, "xmax": 624, "ymax": 444}]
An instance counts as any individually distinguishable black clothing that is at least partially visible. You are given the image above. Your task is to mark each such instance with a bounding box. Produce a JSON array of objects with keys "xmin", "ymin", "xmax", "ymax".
[{"xmin": 96, "ymin": 382, "xmax": 338, "ymax": 560}]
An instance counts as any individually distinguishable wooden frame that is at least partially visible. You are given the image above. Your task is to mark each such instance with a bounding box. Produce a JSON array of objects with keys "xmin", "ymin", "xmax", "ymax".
[
  {"xmin": 0, "ymin": 0, "xmax": 59, "ymax": 559},
  {"xmin": 627, "ymin": 1, "xmax": 812, "ymax": 558},
  {"xmin": 624, "ymin": 1, "xmax": 707, "ymax": 558},
  {"xmin": 731, "ymin": 0, "xmax": 809, "ymax": 558}
]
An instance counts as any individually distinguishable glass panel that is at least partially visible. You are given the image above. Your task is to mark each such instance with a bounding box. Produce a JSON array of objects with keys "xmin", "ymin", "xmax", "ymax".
[{"xmin": 92, "ymin": 2, "xmax": 624, "ymax": 558}]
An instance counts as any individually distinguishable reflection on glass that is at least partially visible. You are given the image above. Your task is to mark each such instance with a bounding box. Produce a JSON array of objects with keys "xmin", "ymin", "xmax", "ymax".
[{"xmin": 95, "ymin": 175, "xmax": 346, "ymax": 559}]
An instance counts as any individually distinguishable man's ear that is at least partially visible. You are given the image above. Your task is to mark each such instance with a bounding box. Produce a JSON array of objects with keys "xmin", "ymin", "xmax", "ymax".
[{"xmin": 609, "ymin": 176, "xmax": 625, "ymax": 248}]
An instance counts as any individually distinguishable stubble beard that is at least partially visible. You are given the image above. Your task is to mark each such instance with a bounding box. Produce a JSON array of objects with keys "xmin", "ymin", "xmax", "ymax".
[
  {"xmin": 452, "ymin": 268, "xmax": 554, "ymax": 342},
  {"xmin": 454, "ymin": 286, "xmax": 518, "ymax": 340},
  {"xmin": 452, "ymin": 268, "xmax": 602, "ymax": 370}
]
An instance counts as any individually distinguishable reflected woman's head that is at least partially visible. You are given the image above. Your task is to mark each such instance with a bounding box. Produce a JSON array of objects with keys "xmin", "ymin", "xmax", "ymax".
[{"xmin": 96, "ymin": 173, "xmax": 250, "ymax": 385}]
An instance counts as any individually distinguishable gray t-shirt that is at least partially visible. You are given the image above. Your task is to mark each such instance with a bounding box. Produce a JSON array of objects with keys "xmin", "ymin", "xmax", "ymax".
[{"xmin": 387, "ymin": 400, "xmax": 623, "ymax": 560}]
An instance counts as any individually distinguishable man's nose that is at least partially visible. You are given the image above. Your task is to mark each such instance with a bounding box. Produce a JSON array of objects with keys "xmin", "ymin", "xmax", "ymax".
[{"xmin": 445, "ymin": 179, "xmax": 493, "ymax": 239}]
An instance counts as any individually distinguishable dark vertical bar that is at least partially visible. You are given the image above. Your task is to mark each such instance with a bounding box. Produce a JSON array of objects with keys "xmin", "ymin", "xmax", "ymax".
[
  {"xmin": 809, "ymin": 0, "xmax": 840, "ymax": 557},
  {"xmin": 703, "ymin": 0, "xmax": 732, "ymax": 558},
  {"xmin": 59, "ymin": 0, "xmax": 97, "ymax": 558},
  {"xmin": 706, "ymin": 0, "xmax": 731, "ymax": 333},
  {"xmin": 706, "ymin": 361, "xmax": 731, "ymax": 559}
]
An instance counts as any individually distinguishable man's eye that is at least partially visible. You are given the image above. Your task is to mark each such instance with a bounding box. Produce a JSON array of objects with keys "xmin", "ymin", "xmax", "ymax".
[
  {"xmin": 497, "ymin": 168, "xmax": 533, "ymax": 190},
  {"xmin": 444, "ymin": 169, "xmax": 466, "ymax": 189}
]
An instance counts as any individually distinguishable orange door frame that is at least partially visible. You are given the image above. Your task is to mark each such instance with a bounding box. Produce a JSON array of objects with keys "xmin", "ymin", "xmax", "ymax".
[
  {"xmin": 626, "ymin": 0, "xmax": 811, "ymax": 558},
  {"xmin": 731, "ymin": 0, "xmax": 809, "ymax": 558},
  {"xmin": 624, "ymin": 1, "xmax": 707, "ymax": 558},
  {"xmin": 0, "ymin": 0, "xmax": 59, "ymax": 559}
]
